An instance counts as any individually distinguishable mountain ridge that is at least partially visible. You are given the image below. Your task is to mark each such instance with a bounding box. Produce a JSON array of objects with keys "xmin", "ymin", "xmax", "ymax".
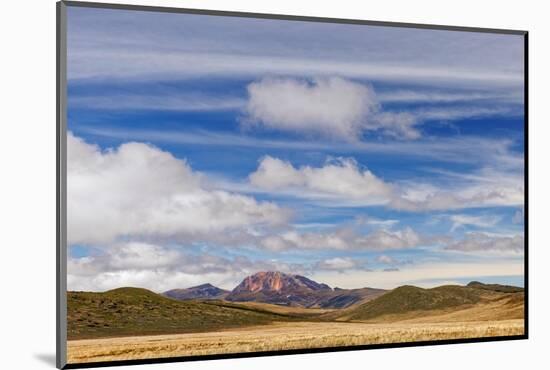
[
  {"xmin": 163, "ymin": 283, "xmax": 229, "ymax": 301},
  {"xmin": 163, "ymin": 271, "xmax": 385, "ymax": 308},
  {"xmin": 159, "ymin": 272, "xmax": 524, "ymax": 311}
]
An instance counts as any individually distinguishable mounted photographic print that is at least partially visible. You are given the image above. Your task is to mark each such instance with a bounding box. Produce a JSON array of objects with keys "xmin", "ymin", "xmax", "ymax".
[{"xmin": 56, "ymin": 1, "xmax": 528, "ymax": 368}]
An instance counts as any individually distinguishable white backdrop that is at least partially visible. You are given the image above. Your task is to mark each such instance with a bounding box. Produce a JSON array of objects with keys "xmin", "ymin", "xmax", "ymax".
[{"xmin": 1, "ymin": 0, "xmax": 547, "ymax": 369}]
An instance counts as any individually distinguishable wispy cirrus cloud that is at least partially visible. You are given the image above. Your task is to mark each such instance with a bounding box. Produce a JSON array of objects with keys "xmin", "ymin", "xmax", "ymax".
[
  {"xmin": 378, "ymin": 89, "xmax": 523, "ymax": 104},
  {"xmin": 314, "ymin": 257, "xmax": 369, "ymax": 272},
  {"xmin": 68, "ymin": 7, "xmax": 524, "ymax": 90},
  {"xmin": 77, "ymin": 125, "xmax": 523, "ymax": 168},
  {"xmin": 69, "ymin": 93, "xmax": 245, "ymax": 112},
  {"xmin": 444, "ymin": 232, "xmax": 524, "ymax": 254},
  {"xmin": 449, "ymin": 214, "xmax": 502, "ymax": 232},
  {"xmin": 259, "ymin": 226, "xmax": 435, "ymax": 252},
  {"xmin": 68, "ymin": 8, "xmax": 523, "ymax": 91}
]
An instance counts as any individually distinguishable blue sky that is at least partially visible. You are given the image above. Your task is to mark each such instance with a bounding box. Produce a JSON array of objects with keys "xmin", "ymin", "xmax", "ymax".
[{"xmin": 66, "ymin": 6, "xmax": 525, "ymax": 292}]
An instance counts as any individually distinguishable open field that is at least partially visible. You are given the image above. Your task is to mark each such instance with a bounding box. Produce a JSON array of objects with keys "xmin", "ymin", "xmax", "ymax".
[
  {"xmin": 67, "ymin": 282, "xmax": 525, "ymax": 364},
  {"xmin": 67, "ymin": 320, "xmax": 524, "ymax": 364}
]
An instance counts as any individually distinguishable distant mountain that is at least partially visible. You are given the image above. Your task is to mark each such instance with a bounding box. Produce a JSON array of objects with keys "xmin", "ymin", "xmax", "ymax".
[
  {"xmin": 225, "ymin": 271, "xmax": 385, "ymax": 308},
  {"xmin": 163, "ymin": 283, "xmax": 229, "ymax": 301}
]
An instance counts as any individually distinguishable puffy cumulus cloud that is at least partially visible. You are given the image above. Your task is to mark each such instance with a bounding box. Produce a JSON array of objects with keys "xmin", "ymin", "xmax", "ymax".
[
  {"xmin": 249, "ymin": 156, "xmax": 393, "ymax": 205},
  {"xmin": 444, "ymin": 233, "xmax": 524, "ymax": 253},
  {"xmin": 67, "ymin": 133, "xmax": 290, "ymax": 245},
  {"xmin": 260, "ymin": 226, "xmax": 430, "ymax": 251},
  {"xmin": 243, "ymin": 77, "xmax": 421, "ymax": 141},
  {"xmin": 449, "ymin": 214, "xmax": 501, "ymax": 232},
  {"xmin": 248, "ymin": 155, "xmax": 523, "ymax": 211},
  {"xmin": 68, "ymin": 242, "xmax": 308, "ymax": 292}
]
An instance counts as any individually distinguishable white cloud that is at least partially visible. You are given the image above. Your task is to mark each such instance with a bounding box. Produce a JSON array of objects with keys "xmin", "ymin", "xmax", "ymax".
[
  {"xmin": 370, "ymin": 111, "xmax": 419, "ymax": 139},
  {"xmin": 241, "ymin": 76, "xmax": 521, "ymax": 141},
  {"xmin": 243, "ymin": 77, "xmax": 421, "ymax": 140},
  {"xmin": 449, "ymin": 214, "xmax": 501, "ymax": 232},
  {"xmin": 67, "ymin": 133, "xmax": 290, "ymax": 245},
  {"xmin": 354, "ymin": 215, "xmax": 399, "ymax": 229},
  {"xmin": 314, "ymin": 257, "xmax": 366, "ymax": 272},
  {"xmin": 70, "ymin": 94, "xmax": 245, "ymax": 112},
  {"xmin": 358, "ymin": 228, "xmax": 425, "ymax": 250},
  {"xmin": 412, "ymin": 106, "xmax": 518, "ymax": 122},
  {"xmin": 249, "ymin": 156, "xmax": 393, "ymax": 205},
  {"xmin": 378, "ymin": 90, "xmax": 523, "ymax": 104},
  {"xmin": 68, "ymin": 44, "xmax": 524, "ymax": 89},
  {"xmin": 68, "ymin": 242, "xmax": 309, "ymax": 292},
  {"xmin": 444, "ymin": 233, "xmax": 524, "ymax": 253},
  {"xmin": 248, "ymin": 155, "xmax": 523, "ymax": 211},
  {"xmin": 391, "ymin": 173, "xmax": 524, "ymax": 212},
  {"xmin": 260, "ymin": 226, "xmax": 429, "ymax": 251}
]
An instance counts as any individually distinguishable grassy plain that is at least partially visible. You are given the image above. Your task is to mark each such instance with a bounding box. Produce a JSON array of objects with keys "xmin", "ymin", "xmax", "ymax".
[{"xmin": 67, "ymin": 320, "xmax": 524, "ymax": 363}]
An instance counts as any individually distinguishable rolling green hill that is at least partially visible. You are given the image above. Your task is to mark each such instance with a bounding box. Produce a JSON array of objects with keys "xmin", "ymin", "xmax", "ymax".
[
  {"xmin": 466, "ymin": 281, "xmax": 524, "ymax": 293},
  {"xmin": 67, "ymin": 287, "xmax": 299, "ymax": 340},
  {"xmin": 332, "ymin": 284, "xmax": 503, "ymax": 321},
  {"xmin": 334, "ymin": 285, "xmax": 480, "ymax": 320}
]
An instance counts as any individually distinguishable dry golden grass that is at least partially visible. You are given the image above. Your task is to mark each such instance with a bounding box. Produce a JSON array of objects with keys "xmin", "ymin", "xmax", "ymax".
[
  {"xmin": 347, "ymin": 293, "xmax": 524, "ymax": 324},
  {"xmin": 67, "ymin": 319, "xmax": 524, "ymax": 364},
  {"xmin": 218, "ymin": 301, "xmax": 336, "ymax": 315}
]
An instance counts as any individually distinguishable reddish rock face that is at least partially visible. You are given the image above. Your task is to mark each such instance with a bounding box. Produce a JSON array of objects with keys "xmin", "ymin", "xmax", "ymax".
[
  {"xmin": 230, "ymin": 271, "xmax": 332, "ymax": 295},
  {"xmin": 243, "ymin": 272, "xmax": 274, "ymax": 292},
  {"xmin": 225, "ymin": 271, "xmax": 385, "ymax": 308},
  {"xmin": 239, "ymin": 272, "xmax": 288, "ymax": 292}
]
